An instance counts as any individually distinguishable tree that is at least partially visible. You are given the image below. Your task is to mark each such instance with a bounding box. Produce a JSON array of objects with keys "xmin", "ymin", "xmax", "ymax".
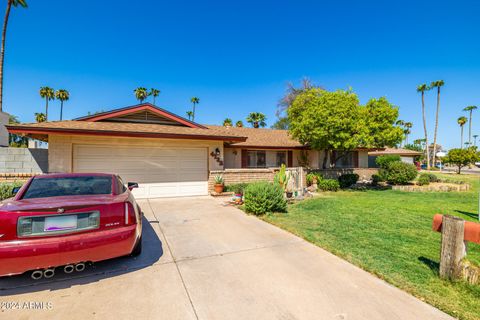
[
  {"xmin": 463, "ymin": 105, "xmax": 477, "ymax": 145},
  {"xmin": 430, "ymin": 80, "xmax": 444, "ymax": 168},
  {"xmin": 417, "ymin": 84, "xmax": 430, "ymax": 170},
  {"xmin": 246, "ymin": 112, "xmax": 267, "ymax": 128},
  {"xmin": 271, "ymin": 117, "xmax": 289, "ymax": 130},
  {"xmin": 55, "ymin": 89, "xmax": 69, "ymax": 120},
  {"xmin": 34, "ymin": 112, "xmax": 46, "ymax": 123},
  {"xmin": 149, "ymin": 88, "xmax": 160, "ymax": 105},
  {"xmin": 190, "ymin": 97, "xmax": 200, "ymax": 121},
  {"xmin": 277, "ymin": 77, "xmax": 319, "ymax": 117},
  {"xmin": 8, "ymin": 113, "xmax": 27, "ymax": 147},
  {"xmin": 404, "ymin": 122, "xmax": 413, "ymax": 145},
  {"xmin": 134, "ymin": 87, "xmax": 148, "ymax": 103},
  {"xmin": 443, "ymin": 148, "xmax": 479, "ymax": 174},
  {"xmin": 457, "ymin": 116, "xmax": 467, "ymax": 148},
  {"xmin": 186, "ymin": 111, "xmax": 193, "ymax": 121},
  {"xmin": 223, "ymin": 118, "xmax": 232, "ymax": 127},
  {"xmin": 39, "ymin": 86, "xmax": 54, "ymax": 121},
  {"xmin": 235, "ymin": 120, "xmax": 243, "ymax": 127},
  {"xmin": 0, "ymin": 0, "xmax": 27, "ymax": 112},
  {"xmin": 474, "ymin": 134, "xmax": 478, "ymax": 147},
  {"xmin": 287, "ymin": 88, "xmax": 403, "ymax": 169}
]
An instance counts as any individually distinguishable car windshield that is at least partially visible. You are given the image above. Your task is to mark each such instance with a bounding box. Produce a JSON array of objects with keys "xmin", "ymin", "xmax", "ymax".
[{"xmin": 22, "ymin": 176, "xmax": 112, "ymax": 199}]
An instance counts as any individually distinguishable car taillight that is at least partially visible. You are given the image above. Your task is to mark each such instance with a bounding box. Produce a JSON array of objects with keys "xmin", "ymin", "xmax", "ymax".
[
  {"xmin": 125, "ymin": 202, "xmax": 136, "ymax": 225},
  {"xmin": 18, "ymin": 218, "xmax": 33, "ymax": 236},
  {"xmin": 88, "ymin": 211, "xmax": 100, "ymax": 228}
]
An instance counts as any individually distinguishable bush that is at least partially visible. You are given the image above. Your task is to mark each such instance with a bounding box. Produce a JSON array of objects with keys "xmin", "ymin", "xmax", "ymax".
[
  {"xmin": 338, "ymin": 173, "xmax": 359, "ymax": 188},
  {"xmin": 417, "ymin": 174, "xmax": 431, "ymax": 186},
  {"xmin": 224, "ymin": 183, "xmax": 250, "ymax": 194},
  {"xmin": 317, "ymin": 179, "xmax": 340, "ymax": 191},
  {"xmin": 386, "ymin": 162, "xmax": 418, "ymax": 185},
  {"xmin": 306, "ymin": 172, "xmax": 323, "ymax": 186},
  {"xmin": 375, "ymin": 155, "xmax": 401, "ymax": 169},
  {"xmin": 0, "ymin": 181, "xmax": 23, "ymax": 201},
  {"xmin": 371, "ymin": 174, "xmax": 384, "ymax": 185},
  {"xmin": 422, "ymin": 173, "xmax": 438, "ymax": 183},
  {"xmin": 244, "ymin": 182, "xmax": 287, "ymax": 215}
]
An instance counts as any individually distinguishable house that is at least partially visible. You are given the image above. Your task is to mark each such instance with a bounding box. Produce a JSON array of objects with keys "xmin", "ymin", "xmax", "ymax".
[
  {"xmin": 7, "ymin": 103, "xmax": 377, "ymax": 198},
  {"xmin": 368, "ymin": 147, "xmax": 422, "ymax": 167}
]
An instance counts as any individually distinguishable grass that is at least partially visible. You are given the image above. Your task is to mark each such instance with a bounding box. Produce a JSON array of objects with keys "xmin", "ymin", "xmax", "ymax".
[{"xmin": 262, "ymin": 173, "xmax": 480, "ymax": 320}]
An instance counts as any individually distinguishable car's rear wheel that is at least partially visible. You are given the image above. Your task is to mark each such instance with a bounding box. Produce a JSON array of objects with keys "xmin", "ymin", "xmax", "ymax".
[{"xmin": 130, "ymin": 236, "xmax": 142, "ymax": 257}]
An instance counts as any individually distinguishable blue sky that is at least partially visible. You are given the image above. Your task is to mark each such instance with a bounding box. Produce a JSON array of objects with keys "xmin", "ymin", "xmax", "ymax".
[{"xmin": 3, "ymin": 0, "xmax": 480, "ymax": 149}]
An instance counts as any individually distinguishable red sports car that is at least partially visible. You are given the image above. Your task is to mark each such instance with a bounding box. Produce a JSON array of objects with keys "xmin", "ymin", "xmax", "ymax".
[{"xmin": 0, "ymin": 173, "xmax": 143, "ymax": 279}]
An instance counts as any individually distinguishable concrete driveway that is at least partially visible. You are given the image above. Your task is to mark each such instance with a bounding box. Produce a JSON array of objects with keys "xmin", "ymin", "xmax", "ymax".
[{"xmin": 0, "ymin": 197, "xmax": 452, "ymax": 320}]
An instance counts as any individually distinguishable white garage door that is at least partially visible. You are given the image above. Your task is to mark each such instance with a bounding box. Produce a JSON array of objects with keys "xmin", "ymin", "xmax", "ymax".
[{"xmin": 73, "ymin": 144, "xmax": 208, "ymax": 199}]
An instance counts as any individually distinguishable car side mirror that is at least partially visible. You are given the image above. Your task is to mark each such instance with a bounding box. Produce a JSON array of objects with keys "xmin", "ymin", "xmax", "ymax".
[
  {"xmin": 12, "ymin": 187, "xmax": 20, "ymax": 196},
  {"xmin": 127, "ymin": 182, "xmax": 139, "ymax": 191}
]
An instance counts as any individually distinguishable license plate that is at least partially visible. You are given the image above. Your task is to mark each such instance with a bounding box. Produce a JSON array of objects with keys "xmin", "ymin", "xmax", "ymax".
[{"xmin": 44, "ymin": 215, "xmax": 78, "ymax": 232}]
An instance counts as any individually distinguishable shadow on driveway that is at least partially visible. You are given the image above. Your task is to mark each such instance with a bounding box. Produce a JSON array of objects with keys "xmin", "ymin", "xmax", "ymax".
[{"xmin": 0, "ymin": 217, "xmax": 163, "ymax": 295}]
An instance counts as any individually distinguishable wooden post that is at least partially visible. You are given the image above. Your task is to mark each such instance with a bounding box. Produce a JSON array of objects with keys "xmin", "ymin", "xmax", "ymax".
[{"xmin": 439, "ymin": 215, "xmax": 466, "ymax": 280}]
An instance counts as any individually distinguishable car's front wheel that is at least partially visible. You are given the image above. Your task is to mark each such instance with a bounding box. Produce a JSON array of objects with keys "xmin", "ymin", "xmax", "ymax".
[{"xmin": 130, "ymin": 236, "xmax": 142, "ymax": 257}]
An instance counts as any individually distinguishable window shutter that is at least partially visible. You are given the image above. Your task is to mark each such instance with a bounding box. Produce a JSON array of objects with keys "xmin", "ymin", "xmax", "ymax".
[
  {"xmin": 353, "ymin": 151, "xmax": 359, "ymax": 168},
  {"xmin": 241, "ymin": 149, "xmax": 248, "ymax": 168},
  {"xmin": 287, "ymin": 151, "xmax": 293, "ymax": 167}
]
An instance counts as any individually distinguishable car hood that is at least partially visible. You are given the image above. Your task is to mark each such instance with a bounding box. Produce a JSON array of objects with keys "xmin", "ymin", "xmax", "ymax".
[{"xmin": 0, "ymin": 194, "xmax": 127, "ymax": 212}]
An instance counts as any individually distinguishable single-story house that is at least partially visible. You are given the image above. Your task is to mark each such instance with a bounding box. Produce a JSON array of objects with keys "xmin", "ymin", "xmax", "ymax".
[
  {"xmin": 7, "ymin": 103, "xmax": 377, "ymax": 198},
  {"xmin": 368, "ymin": 147, "xmax": 422, "ymax": 167}
]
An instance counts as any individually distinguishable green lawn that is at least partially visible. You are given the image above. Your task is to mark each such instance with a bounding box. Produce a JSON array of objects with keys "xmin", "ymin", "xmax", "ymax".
[{"xmin": 262, "ymin": 174, "xmax": 480, "ymax": 320}]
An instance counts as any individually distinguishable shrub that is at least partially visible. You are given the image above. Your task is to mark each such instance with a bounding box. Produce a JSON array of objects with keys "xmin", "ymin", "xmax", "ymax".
[
  {"xmin": 422, "ymin": 173, "xmax": 438, "ymax": 183},
  {"xmin": 386, "ymin": 162, "xmax": 418, "ymax": 185},
  {"xmin": 0, "ymin": 181, "xmax": 23, "ymax": 201},
  {"xmin": 224, "ymin": 183, "xmax": 250, "ymax": 194},
  {"xmin": 338, "ymin": 173, "xmax": 359, "ymax": 188},
  {"xmin": 371, "ymin": 174, "xmax": 384, "ymax": 185},
  {"xmin": 306, "ymin": 172, "xmax": 322, "ymax": 186},
  {"xmin": 417, "ymin": 174, "xmax": 430, "ymax": 186},
  {"xmin": 244, "ymin": 182, "xmax": 287, "ymax": 215},
  {"xmin": 317, "ymin": 179, "xmax": 340, "ymax": 191},
  {"xmin": 375, "ymin": 155, "xmax": 401, "ymax": 169}
]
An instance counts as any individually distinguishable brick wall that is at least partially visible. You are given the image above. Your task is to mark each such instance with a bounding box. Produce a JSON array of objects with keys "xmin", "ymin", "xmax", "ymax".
[
  {"xmin": 0, "ymin": 148, "xmax": 48, "ymax": 174},
  {"xmin": 310, "ymin": 168, "xmax": 378, "ymax": 181},
  {"xmin": 0, "ymin": 173, "xmax": 35, "ymax": 182}
]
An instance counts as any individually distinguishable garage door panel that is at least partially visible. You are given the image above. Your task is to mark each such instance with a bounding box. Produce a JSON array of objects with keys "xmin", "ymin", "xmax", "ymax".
[{"xmin": 73, "ymin": 145, "xmax": 208, "ymax": 198}]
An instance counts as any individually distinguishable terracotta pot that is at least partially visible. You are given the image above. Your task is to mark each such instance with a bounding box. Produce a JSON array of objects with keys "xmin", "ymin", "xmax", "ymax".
[{"xmin": 214, "ymin": 184, "xmax": 224, "ymax": 193}]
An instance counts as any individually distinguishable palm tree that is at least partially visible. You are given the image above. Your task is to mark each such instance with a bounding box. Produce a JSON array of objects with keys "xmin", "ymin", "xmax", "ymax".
[
  {"xmin": 235, "ymin": 120, "xmax": 244, "ymax": 127},
  {"xmin": 34, "ymin": 112, "xmax": 46, "ymax": 123},
  {"xmin": 134, "ymin": 87, "xmax": 148, "ymax": 103},
  {"xmin": 39, "ymin": 86, "xmax": 54, "ymax": 121},
  {"xmin": 0, "ymin": 0, "xmax": 27, "ymax": 112},
  {"xmin": 55, "ymin": 89, "xmax": 69, "ymax": 120},
  {"xmin": 457, "ymin": 116, "xmax": 467, "ymax": 148},
  {"xmin": 417, "ymin": 84, "xmax": 430, "ymax": 170},
  {"xmin": 463, "ymin": 105, "xmax": 477, "ymax": 145},
  {"xmin": 474, "ymin": 134, "xmax": 479, "ymax": 147},
  {"xmin": 190, "ymin": 97, "xmax": 200, "ymax": 121},
  {"xmin": 246, "ymin": 112, "xmax": 267, "ymax": 128},
  {"xmin": 430, "ymin": 80, "xmax": 444, "ymax": 168},
  {"xmin": 404, "ymin": 122, "xmax": 413, "ymax": 145},
  {"xmin": 186, "ymin": 111, "xmax": 193, "ymax": 121},
  {"xmin": 149, "ymin": 88, "xmax": 160, "ymax": 105},
  {"xmin": 223, "ymin": 118, "xmax": 232, "ymax": 127}
]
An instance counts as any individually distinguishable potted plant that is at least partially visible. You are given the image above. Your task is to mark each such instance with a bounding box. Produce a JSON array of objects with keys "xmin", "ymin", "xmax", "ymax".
[
  {"xmin": 233, "ymin": 184, "xmax": 244, "ymax": 204},
  {"xmin": 214, "ymin": 175, "xmax": 224, "ymax": 193}
]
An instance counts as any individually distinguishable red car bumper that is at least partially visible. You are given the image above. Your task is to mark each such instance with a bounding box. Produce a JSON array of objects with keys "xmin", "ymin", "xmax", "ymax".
[{"xmin": 0, "ymin": 225, "xmax": 139, "ymax": 277}]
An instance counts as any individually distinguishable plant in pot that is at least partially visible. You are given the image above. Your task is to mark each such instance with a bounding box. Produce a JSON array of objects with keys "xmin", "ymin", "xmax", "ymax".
[
  {"xmin": 214, "ymin": 175, "xmax": 224, "ymax": 193},
  {"xmin": 233, "ymin": 184, "xmax": 244, "ymax": 204}
]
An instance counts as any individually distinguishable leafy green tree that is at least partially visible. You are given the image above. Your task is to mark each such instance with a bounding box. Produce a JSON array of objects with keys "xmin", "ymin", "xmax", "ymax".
[
  {"xmin": 246, "ymin": 112, "xmax": 267, "ymax": 128},
  {"xmin": 288, "ymin": 88, "xmax": 403, "ymax": 169},
  {"xmin": 463, "ymin": 105, "xmax": 477, "ymax": 145},
  {"xmin": 134, "ymin": 87, "xmax": 148, "ymax": 103},
  {"xmin": 34, "ymin": 112, "xmax": 46, "ymax": 123},
  {"xmin": 430, "ymin": 80, "xmax": 444, "ymax": 168},
  {"xmin": 55, "ymin": 89, "xmax": 69, "ymax": 120},
  {"xmin": 417, "ymin": 84, "xmax": 430, "ymax": 170},
  {"xmin": 39, "ymin": 86, "xmax": 54, "ymax": 121},
  {"xmin": 474, "ymin": 134, "xmax": 479, "ymax": 147},
  {"xmin": 457, "ymin": 116, "xmax": 467, "ymax": 148},
  {"xmin": 235, "ymin": 120, "xmax": 243, "ymax": 127},
  {"xmin": 271, "ymin": 117, "xmax": 289, "ymax": 129},
  {"xmin": 223, "ymin": 118, "xmax": 232, "ymax": 127},
  {"xmin": 190, "ymin": 97, "xmax": 200, "ymax": 121},
  {"xmin": 404, "ymin": 122, "xmax": 413, "ymax": 145},
  {"xmin": 149, "ymin": 88, "xmax": 160, "ymax": 105},
  {"xmin": 186, "ymin": 110, "xmax": 193, "ymax": 120},
  {"xmin": 443, "ymin": 148, "xmax": 480, "ymax": 174},
  {"xmin": 0, "ymin": 0, "xmax": 27, "ymax": 112}
]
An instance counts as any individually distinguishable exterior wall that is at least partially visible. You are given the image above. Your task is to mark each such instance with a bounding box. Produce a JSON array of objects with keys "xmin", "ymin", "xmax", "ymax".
[
  {"xmin": 400, "ymin": 156, "xmax": 415, "ymax": 164},
  {"xmin": 358, "ymin": 151, "xmax": 369, "ymax": 168},
  {"xmin": 0, "ymin": 173, "xmax": 34, "ymax": 182},
  {"xmin": 0, "ymin": 148, "xmax": 48, "ymax": 173},
  {"xmin": 48, "ymin": 134, "xmax": 224, "ymax": 173},
  {"xmin": 368, "ymin": 155, "xmax": 415, "ymax": 168}
]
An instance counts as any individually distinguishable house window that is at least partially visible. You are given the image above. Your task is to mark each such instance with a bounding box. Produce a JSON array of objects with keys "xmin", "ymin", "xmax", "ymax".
[
  {"xmin": 276, "ymin": 151, "xmax": 287, "ymax": 167},
  {"xmin": 247, "ymin": 150, "xmax": 266, "ymax": 168},
  {"xmin": 334, "ymin": 151, "xmax": 357, "ymax": 168}
]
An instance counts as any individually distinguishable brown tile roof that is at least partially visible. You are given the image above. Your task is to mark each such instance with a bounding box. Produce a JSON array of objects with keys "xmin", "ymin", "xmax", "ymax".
[
  {"xmin": 207, "ymin": 125, "xmax": 304, "ymax": 148},
  {"xmin": 6, "ymin": 121, "xmax": 247, "ymax": 142},
  {"xmin": 368, "ymin": 147, "xmax": 422, "ymax": 156}
]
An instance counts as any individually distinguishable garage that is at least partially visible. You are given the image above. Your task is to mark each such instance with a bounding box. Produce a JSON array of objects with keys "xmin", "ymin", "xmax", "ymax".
[{"xmin": 73, "ymin": 144, "xmax": 208, "ymax": 198}]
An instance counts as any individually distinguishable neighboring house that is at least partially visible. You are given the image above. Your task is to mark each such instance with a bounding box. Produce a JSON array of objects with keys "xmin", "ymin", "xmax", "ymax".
[
  {"xmin": 7, "ymin": 103, "xmax": 376, "ymax": 198},
  {"xmin": 368, "ymin": 147, "xmax": 422, "ymax": 167}
]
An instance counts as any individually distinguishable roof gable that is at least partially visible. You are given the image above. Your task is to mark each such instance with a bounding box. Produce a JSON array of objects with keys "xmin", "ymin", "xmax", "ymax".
[{"xmin": 74, "ymin": 103, "xmax": 206, "ymax": 129}]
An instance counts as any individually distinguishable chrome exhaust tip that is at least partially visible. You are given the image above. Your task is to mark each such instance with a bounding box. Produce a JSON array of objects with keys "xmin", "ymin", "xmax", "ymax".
[
  {"xmin": 75, "ymin": 263, "xmax": 85, "ymax": 272},
  {"xmin": 31, "ymin": 270, "xmax": 43, "ymax": 280},
  {"xmin": 64, "ymin": 265, "xmax": 75, "ymax": 274},
  {"xmin": 43, "ymin": 268, "xmax": 55, "ymax": 279}
]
